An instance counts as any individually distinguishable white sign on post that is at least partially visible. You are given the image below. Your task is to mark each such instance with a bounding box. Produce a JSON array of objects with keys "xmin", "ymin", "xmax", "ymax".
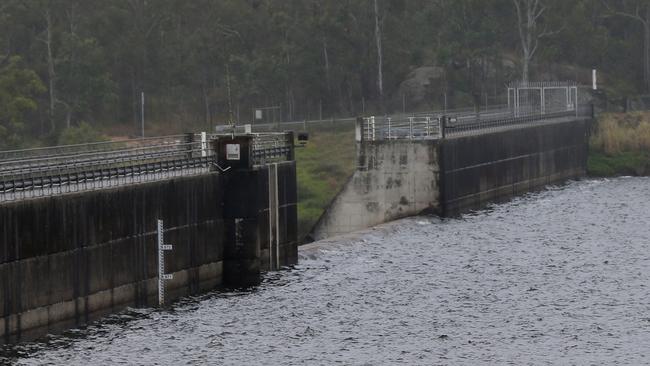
[
  {"xmin": 255, "ymin": 109, "xmax": 263, "ymax": 120},
  {"xmin": 226, "ymin": 144, "xmax": 241, "ymax": 160}
]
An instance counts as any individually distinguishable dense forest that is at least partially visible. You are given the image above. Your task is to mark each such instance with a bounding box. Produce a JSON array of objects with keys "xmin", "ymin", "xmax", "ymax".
[{"xmin": 0, "ymin": 0, "xmax": 648, "ymax": 148}]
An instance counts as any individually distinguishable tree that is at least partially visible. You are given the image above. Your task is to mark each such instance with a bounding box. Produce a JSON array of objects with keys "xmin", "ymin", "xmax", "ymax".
[
  {"xmin": 513, "ymin": 0, "xmax": 559, "ymax": 83},
  {"xmin": 602, "ymin": 0, "xmax": 650, "ymax": 92},
  {"xmin": 0, "ymin": 57, "xmax": 45, "ymax": 148},
  {"xmin": 374, "ymin": 0, "xmax": 384, "ymax": 100}
]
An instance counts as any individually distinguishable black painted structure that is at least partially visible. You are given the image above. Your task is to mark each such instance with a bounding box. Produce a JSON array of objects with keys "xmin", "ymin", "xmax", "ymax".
[
  {"xmin": 439, "ymin": 119, "xmax": 590, "ymax": 216},
  {"xmin": 0, "ymin": 136, "xmax": 298, "ymax": 343}
]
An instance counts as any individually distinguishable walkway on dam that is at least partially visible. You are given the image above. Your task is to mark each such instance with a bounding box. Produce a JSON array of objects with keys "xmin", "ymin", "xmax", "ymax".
[
  {"xmin": 0, "ymin": 132, "xmax": 293, "ymax": 203},
  {"xmin": 446, "ymin": 114, "xmax": 592, "ymax": 139},
  {"xmin": 358, "ymin": 106, "xmax": 592, "ymax": 143}
]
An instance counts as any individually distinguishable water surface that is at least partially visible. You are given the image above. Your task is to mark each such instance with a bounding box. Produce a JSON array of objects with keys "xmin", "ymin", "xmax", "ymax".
[{"xmin": 3, "ymin": 177, "xmax": 650, "ymax": 365}]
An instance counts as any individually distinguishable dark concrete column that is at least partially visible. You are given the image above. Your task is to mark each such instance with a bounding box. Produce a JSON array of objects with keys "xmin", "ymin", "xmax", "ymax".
[{"xmin": 217, "ymin": 136, "xmax": 262, "ymax": 287}]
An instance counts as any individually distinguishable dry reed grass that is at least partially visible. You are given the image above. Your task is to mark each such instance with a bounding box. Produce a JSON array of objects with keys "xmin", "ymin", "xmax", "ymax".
[{"xmin": 591, "ymin": 112, "xmax": 650, "ymax": 154}]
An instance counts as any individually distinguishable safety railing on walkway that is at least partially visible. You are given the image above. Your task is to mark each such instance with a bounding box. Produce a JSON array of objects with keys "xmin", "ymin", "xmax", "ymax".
[
  {"xmin": 358, "ymin": 103, "xmax": 592, "ymax": 141},
  {"xmin": 360, "ymin": 115, "xmax": 443, "ymax": 141},
  {"xmin": 0, "ymin": 131, "xmax": 295, "ymax": 202},
  {"xmin": 251, "ymin": 133, "xmax": 294, "ymax": 165}
]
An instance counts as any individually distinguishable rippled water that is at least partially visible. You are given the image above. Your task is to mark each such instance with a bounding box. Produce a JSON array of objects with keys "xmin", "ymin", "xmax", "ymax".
[{"xmin": 3, "ymin": 177, "xmax": 650, "ymax": 365}]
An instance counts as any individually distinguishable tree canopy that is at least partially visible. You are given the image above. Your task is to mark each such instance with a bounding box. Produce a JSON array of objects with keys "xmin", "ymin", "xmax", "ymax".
[{"xmin": 0, "ymin": 0, "xmax": 645, "ymax": 146}]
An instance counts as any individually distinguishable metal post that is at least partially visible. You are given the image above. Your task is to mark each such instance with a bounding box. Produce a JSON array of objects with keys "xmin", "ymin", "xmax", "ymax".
[
  {"xmin": 575, "ymin": 86, "xmax": 579, "ymax": 118},
  {"xmin": 409, "ymin": 117, "xmax": 413, "ymax": 139},
  {"xmin": 355, "ymin": 117, "xmax": 363, "ymax": 142},
  {"xmin": 565, "ymin": 86, "xmax": 570, "ymax": 111},
  {"xmin": 274, "ymin": 163, "xmax": 280, "ymax": 270},
  {"xmin": 441, "ymin": 116, "xmax": 446, "ymax": 139},
  {"xmin": 267, "ymin": 163, "xmax": 280, "ymax": 270},
  {"xmin": 158, "ymin": 219, "xmax": 173, "ymax": 307},
  {"xmin": 201, "ymin": 132, "xmax": 207, "ymax": 157}
]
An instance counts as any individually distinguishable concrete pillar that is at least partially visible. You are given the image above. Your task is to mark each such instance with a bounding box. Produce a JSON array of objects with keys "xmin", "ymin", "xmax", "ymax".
[{"xmin": 216, "ymin": 136, "xmax": 261, "ymax": 287}]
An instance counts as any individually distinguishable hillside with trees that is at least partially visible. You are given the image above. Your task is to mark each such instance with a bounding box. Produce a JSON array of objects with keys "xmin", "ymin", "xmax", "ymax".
[{"xmin": 0, "ymin": 0, "xmax": 647, "ymax": 148}]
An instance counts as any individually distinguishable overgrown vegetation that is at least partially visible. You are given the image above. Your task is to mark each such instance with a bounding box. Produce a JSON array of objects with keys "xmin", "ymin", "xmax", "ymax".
[
  {"xmin": 0, "ymin": 1, "xmax": 649, "ymax": 148},
  {"xmin": 57, "ymin": 121, "xmax": 108, "ymax": 145},
  {"xmin": 588, "ymin": 112, "xmax": 650, "ymax": 176},
  {"xmin": 295, "ymin": 125, "xmax": 356, "ymax": 240}
]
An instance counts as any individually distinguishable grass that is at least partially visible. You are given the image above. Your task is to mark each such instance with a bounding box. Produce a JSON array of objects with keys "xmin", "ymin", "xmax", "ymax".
[
  {"xmin": 588, "ymin": 151, "xmax": 650, "ymax": 177},
  {"xmin": 588, "ymin": 112, "xmax": 650, "ymax": 177},
  {"xmin": 295, "ymin": 124, "xmax": 356, "ymax": 240}
]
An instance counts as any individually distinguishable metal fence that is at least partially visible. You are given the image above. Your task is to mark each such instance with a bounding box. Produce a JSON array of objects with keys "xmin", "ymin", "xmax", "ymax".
[
  {"xmin": 507, "ymin": 81, "xmax": 579, "ymax": 117},
  {"xmin": 358, "ymin": 99, "xmax": 592, "ymax": 141},
  {"xmin": 0, "ymin": 131, "xmax": 294, "ymax": 203},
  {"xmin": 359, "ymin": 115, "xmax": 442, "ymax": 141},
  {"xmin": 251, "ymin": 133, "xmax": 294, "ymax": 165}
]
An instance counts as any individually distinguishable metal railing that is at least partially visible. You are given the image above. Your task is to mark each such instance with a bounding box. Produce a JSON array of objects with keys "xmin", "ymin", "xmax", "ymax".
[
  {"xmin": 0, "ymin": 135, "xmax": 213, "ymax": 203},
  {"xmin": 0, "ymin": 131, "xmax": 296, "ymax": 203},
  {"xmin": 251, "ymin": 133, "xmax": 294, "ymax": 165},
  {"xmin": 359, "ymin": 103, "xmax": 593, "ymax": 141},
  {"xmin": 361, "ymin": 115, "xmax": 442, "ymax": 141}
]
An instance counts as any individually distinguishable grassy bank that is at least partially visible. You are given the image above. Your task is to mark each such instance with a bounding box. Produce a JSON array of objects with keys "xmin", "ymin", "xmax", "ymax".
[
  {"xmin": 294, "ymin": 125, "xmax": 356, "ymax": 240},
  {"xmin": 588, "ymin": 112, "xmax": 650, "ymax": 177}
]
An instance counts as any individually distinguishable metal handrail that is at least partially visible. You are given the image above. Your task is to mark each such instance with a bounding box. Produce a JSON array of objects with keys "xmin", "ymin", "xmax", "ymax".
[
  {"xmin": 0, "ymin": 145, "xmax": 206, "ymax": 179},
  {"xmin": 0, "ymin": 134, "xmax": 188, "ymax": 162},
  {"xmin": 361, "ymin": 104, "xmax": 591, "ymax": 141}
]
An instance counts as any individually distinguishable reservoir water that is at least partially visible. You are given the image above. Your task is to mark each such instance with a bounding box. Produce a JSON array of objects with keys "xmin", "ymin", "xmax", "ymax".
[{"xmin": 3, "ymin": 177, "xmax": 650, "ymax": 365}]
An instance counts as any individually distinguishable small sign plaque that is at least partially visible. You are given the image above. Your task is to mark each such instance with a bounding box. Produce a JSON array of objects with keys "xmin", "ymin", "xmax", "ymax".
[
  {"xmin": 161, "ymin": 274, "xmax": 173, "ymax": 280},
  {"xmin": 226, "ymin": 144, "xmax": 241, "ymax": 160},
  {"xmin": 161, "ymin": 245, "xmax": 173, "ymax": 251}
]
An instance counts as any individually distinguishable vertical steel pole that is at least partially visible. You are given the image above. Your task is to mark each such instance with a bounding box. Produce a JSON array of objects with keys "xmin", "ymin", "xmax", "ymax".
[
  {"xmin": 268, "ymin": 165, "xmax": 274, "ymax": 270},
  {"xmin": 201, "ymin": 132, "xmax": 207, "ymax": 157},
  {"xmin": 274, "ymin": 163, "xmax": 280, "ymax": 270}
]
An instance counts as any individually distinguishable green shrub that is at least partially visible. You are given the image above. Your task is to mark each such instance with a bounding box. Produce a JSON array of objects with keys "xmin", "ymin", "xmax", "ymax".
[{"xmin": 58, "ymin": 121, "xmax": 108, "ymax": 145}]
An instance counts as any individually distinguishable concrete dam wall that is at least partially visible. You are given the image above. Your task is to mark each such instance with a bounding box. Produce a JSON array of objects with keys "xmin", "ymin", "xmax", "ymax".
[
  {"xmin": 311, "ymin": 118, "xmax": 591, "ymax": 240},
  {"xmin": 310, "ymin": 141, "xmax": 440, "ymax": 241},
  {"xmin": 0, "ymin": 161, "xmax": 297, "ymax": 343},
  {"xmin": 440, "ymin": 119, "xmax": 590, "ymax": 216}
]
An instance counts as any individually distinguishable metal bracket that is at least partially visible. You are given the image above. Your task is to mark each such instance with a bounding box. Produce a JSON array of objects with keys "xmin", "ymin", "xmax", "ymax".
[{"xmin": 213, "ymin": 162, "xmax": 232, "ymax": 172}]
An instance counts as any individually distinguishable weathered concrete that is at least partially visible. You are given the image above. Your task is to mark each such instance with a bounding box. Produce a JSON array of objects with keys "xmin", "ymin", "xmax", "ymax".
[
  {"xmin": 223, "ymin": 161, "xmax": 298, "ymax": 287},
  {"xmin": 440, "ymin": 119, "xmax": 590, "ymax": 216},
  {"xmin": 0, "ymin": 173, "xmax": 224, "ymax": 343},
  {"xmin": 310, "ymin": 141, "xmax": 440, "ymax": 241},
  {"xmin": 310, "ymin": 117, "xmax": 591, "ymax": 240},
  {"xmin": 1, "ymin": 156, "xmax": 298, "ymax": 342}
]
